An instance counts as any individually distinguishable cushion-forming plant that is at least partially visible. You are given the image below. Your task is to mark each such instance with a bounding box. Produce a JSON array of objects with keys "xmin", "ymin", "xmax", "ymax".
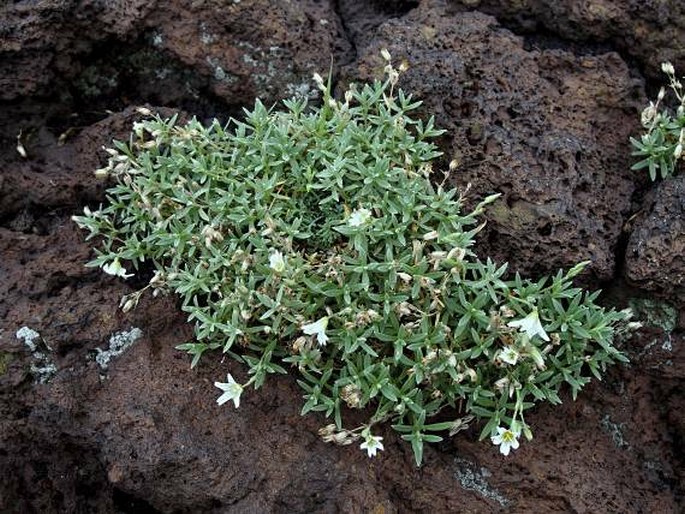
[{"xmin": 74, "ymin": 54, "xmax": 632, "ymax": 465}]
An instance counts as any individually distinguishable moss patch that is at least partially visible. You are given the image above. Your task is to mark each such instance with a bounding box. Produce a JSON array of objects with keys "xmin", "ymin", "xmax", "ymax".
[
  {"xmin": 629, "ymin": 298, "xmax": 677, "ymax": 333},
  {"xmin": 0, "ymin": 351, "xmax": 12, "ymax": 376}
]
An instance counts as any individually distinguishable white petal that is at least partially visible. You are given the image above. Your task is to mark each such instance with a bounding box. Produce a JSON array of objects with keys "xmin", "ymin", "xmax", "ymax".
[
  {"xmin": 217, "ymin": 391, "xmax": 232, "ymax": 406},
  {"xmin": 348, "ymin": 208, "xmax": 372, "ymax": 227},
  {"xmin": 316, "ymin": 331, "xmax": 328, "ymax": 346},
  {"xmin": 507, "ymin": 318, "xmax": 525, "ymax": 329},
  {"xmin": 303, "ymin": 317, "xmax": 328, "ymax": 336},
  {"xmin": 214, "ymin": 381, "xmax": 230, "ymax": 392},
  {"xmin": 269, "ymin": 251, "xmax": 286, "ymax": 272}
]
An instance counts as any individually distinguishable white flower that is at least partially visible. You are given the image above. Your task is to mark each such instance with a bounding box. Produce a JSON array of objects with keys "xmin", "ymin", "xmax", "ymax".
[
  {"xmin": 507, "ymin": 308, "xmax": 550, "ymax": 341},
  {"xmin": 269, "ymin": 250, "xmax": 286, "ymax": 273},
  {"xmin": 661, "ymin": 62, "xmax": 675, "ymax": 75},
  {"xmin": 360, "ymin": 433, "xmax": 384, "ymax": 457},
  {"xmin": 215, "ymin": 373, "xmax": 243, "ymax": 408},
  {"xmin": 102, "ymin": 259, "xmax": 133, "ymax": 279},
  {"xmin": 381, "ymin": 48, "xmax": 392, "ymax": 62},
  {"xmin": 499, "ymin": 346, "xmax": 520, "ymax": 366},
  {"xmin": 302, "ymin": 316, "xmax": 329, "ymax": 346},
  {"xmin": 491, "ymin": 426, "xmax": 520, "ymax": 456},
  {"xmin": 348, "ymin": 208, "xmax": 372, "ymax": 227}
]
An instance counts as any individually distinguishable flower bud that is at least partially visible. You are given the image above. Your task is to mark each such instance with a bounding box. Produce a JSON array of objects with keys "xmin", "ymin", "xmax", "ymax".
[
  {"xmin": 318, "ymin": 424, "xmax": 337, "ymax": 437},
  {"xmin": 312, "ymin": 72, "xmax": 326, "ymax": 91},
  {"xmin": 523, "ymin": 425, "xmax": 534, "ymax": 441},
  {"xmin": 447, "ymin": 247, "xmax": 466, "ymax": 262},
  {"xmin": 627, "ymin": 321, "xmax": 643, "ymax": 331},
  {"xmin": 662, "ymin": 62, "xmax": 675, "ymax": 75},
  {"xmin": 16, "ymin": 140, "xmax": 27, "ymax": 159},
  {"xmin": 397, "ymin": 272, "xmax": 413, "ymax": 283},
  {"xmin": 641, "ymin": 104, "xmax": 657, "ymax": 127},
  {"xmin": 121, "ymin": 298, "xmax": 137, "ymax": 313}
]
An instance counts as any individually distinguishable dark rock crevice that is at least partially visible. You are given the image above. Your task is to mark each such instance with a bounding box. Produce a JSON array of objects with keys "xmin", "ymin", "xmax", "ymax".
[
  {"xmin": 335, "ymin": 0, "xmax": 420, "ymax": 52},
  {"xmin": 450, "ymin": 0, "xmax": 685, "ymax": 82}
]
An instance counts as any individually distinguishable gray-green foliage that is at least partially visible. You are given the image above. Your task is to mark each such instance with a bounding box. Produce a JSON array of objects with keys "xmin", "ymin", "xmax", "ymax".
[
  {"xmin": 73, "ymin": 61, "xmax": 631, "ymax": 465},
  {"xmin": 631, "ymin": 62, "xmax": 685, "ymax": 180}
]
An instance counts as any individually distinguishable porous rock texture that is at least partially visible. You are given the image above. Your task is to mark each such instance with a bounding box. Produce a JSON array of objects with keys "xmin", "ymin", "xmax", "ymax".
[
  {"xmin": 625, "ymin": 175, "xmax": 685, "ymax": 302},
  {"xmin": 1, "ymin": 0, "xmax": 684, "ymax": 512},
  {"xmin": 451, "ymin": 0, "xmax": 685, "ymax": 80},
  {"xmin": 342, "ymin": 0, "xmax": 642, "ymax": 281},
  {"xmin": 0, "ymin": 0, "xmax": 351, "ymax": 104}
]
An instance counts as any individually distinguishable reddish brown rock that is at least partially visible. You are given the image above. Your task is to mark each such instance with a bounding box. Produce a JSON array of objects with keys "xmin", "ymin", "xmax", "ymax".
[
  {"xmin": 625, "ymin": 175, "xmax": 685, "ymax": 301},
  {"xmin": 0, "ymin": 0, "xmax": 351, "ymax": 105},
  {"xmin": 452, "ymin": 0, "xmax": 685, "ymax": 79},
  {"xmin": 143, "ymin": 0, "xmax": 352, "ymax": 104},
  {"xmin": 0, "ymin": 0, "xmax": 155, "ymax": 101},
  {"xmin": 0, "ymin": 107, "xmax": 179, "ymax": 226}
]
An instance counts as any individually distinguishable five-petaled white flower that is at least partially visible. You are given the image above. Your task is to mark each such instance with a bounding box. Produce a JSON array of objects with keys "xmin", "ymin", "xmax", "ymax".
[
  {"xmin": 269, "ymin": 250, "xmax": 286, "ymax": 273},
  {"xmin": 507, "ymin": 308, "xmax": 550, "ymax": 341},
  {"xmin": 491, "ymin": 426, "xmax": 520, "ymax": 456},
  {"xmin": 499, "ymin": 346, "xmax": 520, "ymax": 366},
  {"xmin": 215, "ymin": 373, "xmax": 244, "ymax": 408},
  {"xmin": 102, "ymin": 258, "xmax": 133, "ymax": 279},
  {"xmin": 360, "ymin": 432, "xmax": 384, "ymax": 458},
  {"xmin": 348, "ymin": 208, "xmax": 372, "ymax": 227},
  {"xmin": 302, "ymin": 316, "xmax": 329, "ymax": 346}
]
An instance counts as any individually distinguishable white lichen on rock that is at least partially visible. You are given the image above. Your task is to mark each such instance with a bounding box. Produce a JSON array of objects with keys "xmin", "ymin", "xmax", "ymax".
[
  {"xmin": 16, "ymin": 326, "xmax": 57, "ymax": 384},
  {"xmin": 96, "ymin": 328, "xmax": 143, "ymax": 370},
  {"xmin": 601, "ymin": 414, "xmax": 629, "ymax": 449},
  {"xmin": 16, "ymin": 326, "xmax": 41, "ymax": 351},
  {"xmin": 454, "ymin": 457, "xmax": 510, "ymax": 507}
]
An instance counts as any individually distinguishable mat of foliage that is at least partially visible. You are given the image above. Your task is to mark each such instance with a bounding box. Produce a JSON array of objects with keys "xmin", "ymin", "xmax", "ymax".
[{"xmin": 73, "ymin": 63, "xmax": 630, "ymax": 465}]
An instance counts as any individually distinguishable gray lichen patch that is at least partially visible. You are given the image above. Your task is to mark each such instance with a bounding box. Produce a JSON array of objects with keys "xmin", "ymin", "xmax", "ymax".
[
  {"xmin": 96, "ymin": 328, "xmax": 143, "ymax": 370},
  {"xmin": 16, "ymin": 326, "xmax": 41, "ymax": 352},
  {"xmin": 601, "ymin": 414, "xmax": 629, "ymax": 449},
  {"xmin": 205, "ymin": 56, "xmax": 238, "ymax": 84},
  {"xmin": 454, "ymin": 457, "xmax": 510, "ymax": 507},
  {"xmin": 629, "ymin": 298, "xmax": 677, "ymax": 333},
  {"xmin": 15, "ymin": 326, "xmax": 57, "ymax": 384},
  {"xmin": 285, "ymin": 81, "xmax": 317, "ymax": 100}
]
